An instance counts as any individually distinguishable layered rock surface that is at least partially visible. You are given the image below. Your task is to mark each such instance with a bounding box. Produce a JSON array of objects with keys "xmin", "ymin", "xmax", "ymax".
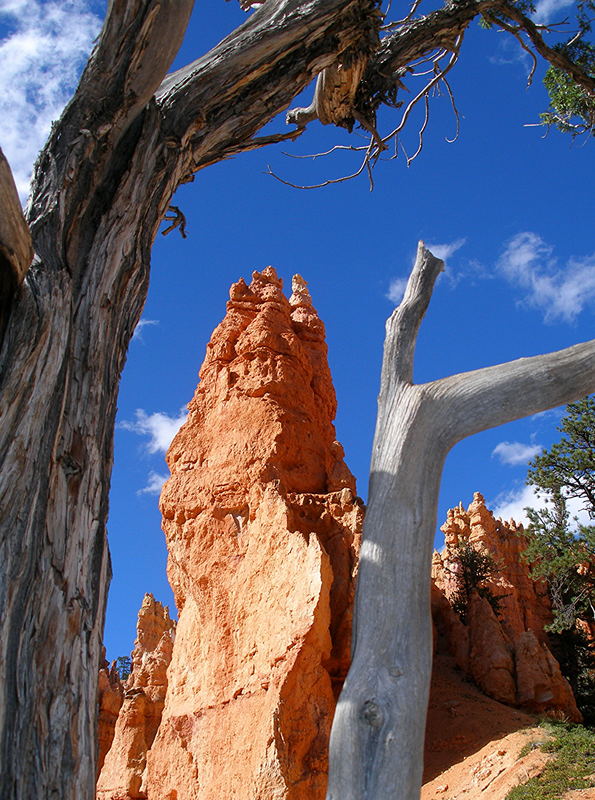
[
  {"xmin": 97, "ymin": 656, "xmax": 124, "ymax": 777},
  {"xmin": 97, "ymin": 594, "xmax": 175, "ymax": 799},
  {"xmin": 143, "ymin": 268, "xmax": 363, "ymax": 799},
  {"xmin": 432, "ymin": 492, "xmax": 580, "ymax": 721}
]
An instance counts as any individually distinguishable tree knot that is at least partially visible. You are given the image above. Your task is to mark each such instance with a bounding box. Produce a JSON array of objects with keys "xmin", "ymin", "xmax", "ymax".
[{"xmin": 361, "ymin": 699, "xmax": 384, "ymax": 728}]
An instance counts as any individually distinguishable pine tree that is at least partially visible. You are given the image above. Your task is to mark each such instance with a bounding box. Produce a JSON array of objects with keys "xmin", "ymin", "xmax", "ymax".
[{"xmin": 524, "ymin": 397, "xmax": 595, "ymax": 721}]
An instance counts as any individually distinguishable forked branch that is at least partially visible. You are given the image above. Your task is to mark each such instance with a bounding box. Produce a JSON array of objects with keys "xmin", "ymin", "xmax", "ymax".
[
  {"xmin": 327, "ymin": 242, "xmax": 595, "ymax": 800},
  {"xmin": 435, "ymin": 339, "xmax": 595, "ymax": 445}
]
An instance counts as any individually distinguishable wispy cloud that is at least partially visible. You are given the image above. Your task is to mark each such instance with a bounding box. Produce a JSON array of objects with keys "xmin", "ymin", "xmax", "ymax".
[
  {"xmin": 0, "ymin": 0, "xmax": 101, "ymax": 202},
  {"xmin": 492, "ymin": 441, "xmax": 543, "ymax": 466},
  {"xmin": 533, "ymin": 0, "xmax": 574, "ymax": 24},
  {"xmin": 137, "ymin": 471, "xmax": 169, "ymax": 496},
  {"xmin": 386, "ymin": 277, "xmax": 409, "ymax": 304},
  {"xmin": 492, "ymin": 483, "xmax": 592, "ymax": 527},
  {"xmin": 531, "ymin": 407, "xmax": 564, "ymax": 422},
  {"xmin": 387, "ymin": 238, "xmax": 466, "ymax": 303},
  {"xmin": 120, "ymin": 408, "xmax": 188, "ymax": 454},
  {"xmin": 497, "ymin": 232, "xmax": 595, "ymax": 322},
  {"xmin": 132, "ymin": 318, "xmax": 159, "ymax": 342},
  {"xmin": 425, "ymin": 238, "xmax": 466, "ymax": 263}
]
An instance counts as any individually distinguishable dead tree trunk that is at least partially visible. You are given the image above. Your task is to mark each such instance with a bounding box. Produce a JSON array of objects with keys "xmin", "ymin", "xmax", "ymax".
[{"xmin": 326, "ymin": 243, "xmax": 595, "ymax": 800}]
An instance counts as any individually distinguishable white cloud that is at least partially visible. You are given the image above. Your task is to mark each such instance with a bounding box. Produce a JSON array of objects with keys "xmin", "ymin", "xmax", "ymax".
[
  {"xmin": 492, "ymin": 484, "xmax": 543, "ymax": 525},
  {"xmin": 533, "ymin": 0, "xmax": 574, "ymax": 24},
  {"xmin": 388, "ymin": 238, "xmax": 466, "ymax": 302},
  {"xmin": 0, "ymin": 1, "xmax": 101, "ymax": 202},
  {"xmin": 497, "ymin": 232, "xmax": 595, "ymax": 322},
  {"xmin": 531, "ymin": 407, "xmax": 564, "ymax": 422},
  {"xmin": 120, "ymin": 408, "xmax": 188, "ymax": 454},
  {"xmin": 386, "ymin": 277, "xmax": 408, "ymax": 304},
  {"xmin": 137, "ymin": 471, "xmax": 169, "ymax": 496},
  {"xmin": 492, "ymin": 441, "xmax": 543, "ymax": 466},
  {"xmin": 492, "ymin": 483, "xmax": 592, "ymax": 527},
  {"xmin": 132, "ymin": 318, "xmax": 159, "ymax": 342},
  {"xmin": 425, "ymin": 238, "xmax": 466, "ymax": 263}
]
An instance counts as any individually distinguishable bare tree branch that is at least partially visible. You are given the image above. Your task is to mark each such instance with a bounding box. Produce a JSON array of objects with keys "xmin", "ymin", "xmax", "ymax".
[
  {"xmin": 435, "ymin": 339, "xmax": 595, "ymax": 445},
  {"xmin": 382, "ymin": 38, "xmax": 462, "ymax": 144},
  {"xmin": 161, "ymin": 205, "xmax": 188, "ymax": 238},
  {"xmin": 382, "ymin": 241, "xmax": 444, "ymax": 386},
  {"xmin": 494, "ymin": 0, "xmax": 595, "ymax": 98},
  {"xmin": 266, "ymin": 142, "xmax": 373, "ymax": 188},
  {"xmin": 442, "ymin": 73, "xmax": 462, "ymax": 142},
  {"xmin": 157, "ymin": 0, "xmax": 378, "ymax": 161},
  {"xmin": 405, "ymin": 91, "xmax": 430, "ymax": 165}
]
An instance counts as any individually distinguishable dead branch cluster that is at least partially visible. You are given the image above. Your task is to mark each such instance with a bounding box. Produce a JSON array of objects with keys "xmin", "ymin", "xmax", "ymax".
[
  {"xmin": 269, "ymin": 0, "xmax": 595, "ymax": 190},
  {"xmin": 268, "ymin": 40, "xmax": 463, "ymax": 190}
]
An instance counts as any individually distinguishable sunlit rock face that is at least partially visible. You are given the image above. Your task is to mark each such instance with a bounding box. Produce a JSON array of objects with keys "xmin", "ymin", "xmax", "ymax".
[
  {"xmin": 97, "ymin": 594, "xmax": 175, "ymax": 799},
  {"xmin": 432, "ymin": 492, "xmax": 581, "ymax": 722},
  {"xmin": 97, "ymin": 656, "xmax": 124, "ymax": 778},
  {"xmin": 144, "ymin": 267, "xmax": 363, "ymax": 799}
]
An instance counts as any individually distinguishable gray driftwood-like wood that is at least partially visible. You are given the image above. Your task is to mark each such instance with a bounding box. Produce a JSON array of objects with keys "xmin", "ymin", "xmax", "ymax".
[
  {"xmin": 0, "ymin": 0, "xmax": 593, "ymax": 797},
  {"xmin": 326, "ymin": 243, "xmax": 595, "ymax": 800}
]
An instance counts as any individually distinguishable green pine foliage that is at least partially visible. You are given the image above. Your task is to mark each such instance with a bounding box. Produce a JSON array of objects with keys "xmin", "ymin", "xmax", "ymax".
[
  {"xmin": 542, "ymin": 41, "xmax": 595, "ymax": 136},
  {"xmin": 523, "ymin": 397, "xmax": 595, "ymax": 723},
  {"xmin": 506, "ymin": 720, "xmax": 595, "ymax": 799},
  {"xmin": 447, "ymin": 541, "xmax": 503, "ymax": 624},
  {"xmin": 527, "ymin": 397, "xmax": 595, "ymax": 509},
  {"xmin": 540, "ymin": 0, "xmax": 595, "ymax": 138},
  {"xmin": 115, "ymin": 655, "xmax": 132, "ymax": 681}
]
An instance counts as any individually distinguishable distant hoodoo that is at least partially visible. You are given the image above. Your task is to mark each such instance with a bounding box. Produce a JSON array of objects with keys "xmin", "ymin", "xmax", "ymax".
[
  {"xmin": 432, "ymin": 492, "xmax": 581, "ymax": 722},
  {"xmin": 97, "ymin": 594, "xmax": 176, "ymax": 799}
]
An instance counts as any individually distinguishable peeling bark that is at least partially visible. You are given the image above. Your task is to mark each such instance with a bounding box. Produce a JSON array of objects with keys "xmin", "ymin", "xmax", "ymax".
[{"xmin": 326, "ymin": 243, "xmax": 595, "ymax": 800}]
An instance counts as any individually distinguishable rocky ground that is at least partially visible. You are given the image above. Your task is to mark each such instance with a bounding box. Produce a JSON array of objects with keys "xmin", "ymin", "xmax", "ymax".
[{"xmin": 423, "ymin": 654, "xmax": 595, "ymax": 800}]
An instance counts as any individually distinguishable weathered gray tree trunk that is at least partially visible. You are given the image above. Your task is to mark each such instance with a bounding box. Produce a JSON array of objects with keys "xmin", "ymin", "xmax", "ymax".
[
  {"xmin": 326, "ymin": 243, "xmax": 595, "ymax": 800},
  {"xmin": 0, "ymin": 0, "xmax": 594, "ymax": 796}
]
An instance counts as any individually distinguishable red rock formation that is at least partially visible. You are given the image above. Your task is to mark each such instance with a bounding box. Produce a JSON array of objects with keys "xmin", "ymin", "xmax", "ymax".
[
  {"xmin": 143, "ymin": 268, "xmax": 362, "ymax": 799},
  {"xmin": 97, "ymin": 594, "xmax": 175, "ymax": 799},
  {"xmin": 97, "ymin": 655, "xmax": 124, "ymax": 777},
  {"xmin": 432, "ymin": 493, "xmax": 581, "ymax": 721}
]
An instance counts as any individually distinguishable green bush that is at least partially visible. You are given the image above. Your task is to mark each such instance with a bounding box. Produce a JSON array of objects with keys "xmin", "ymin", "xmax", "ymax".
[{"xmin": 506, "ymin": 721, "xmax": 595, "ymax": 800}]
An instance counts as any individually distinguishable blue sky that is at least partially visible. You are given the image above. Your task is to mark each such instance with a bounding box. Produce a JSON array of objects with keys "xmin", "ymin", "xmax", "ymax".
[{"xmin": 1, "ymin": 0, "xmax": 593, "ymax": 661}]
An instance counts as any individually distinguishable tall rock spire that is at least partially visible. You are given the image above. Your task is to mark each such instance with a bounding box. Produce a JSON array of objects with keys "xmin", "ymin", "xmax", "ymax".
[
  {"xmin": 97, "ymin": 594, "xmax": 175, "ymax": 799},
  {"xmin": 145, "ymin": 267, "xmax": 363, "ymax": 798}
]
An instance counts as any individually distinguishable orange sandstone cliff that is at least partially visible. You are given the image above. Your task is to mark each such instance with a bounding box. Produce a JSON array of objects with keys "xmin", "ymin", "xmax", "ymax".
[
  {"xmin": 431, "ymin": 492, "xmax": 580, "ymax": 722},
  {"xmin": 144, "ymin": 267, "xmax": 363, "ymax": 799},
  {"xmin": 97, "ymin": 656, "xmax": 124, "ymax": 777},
  {"xmin": 97, "ymin": 594, "xmax": 175, "ymax": 799}
]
